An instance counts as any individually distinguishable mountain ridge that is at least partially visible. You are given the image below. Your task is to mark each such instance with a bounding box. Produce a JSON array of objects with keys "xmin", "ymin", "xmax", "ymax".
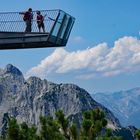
[
  {"xmin": 93, "ymin": 87, "xmax": 140, "ymax": 129},
  {"xmin": 0, "ymin": 64, "xmax": 121, "ymax": 135}
]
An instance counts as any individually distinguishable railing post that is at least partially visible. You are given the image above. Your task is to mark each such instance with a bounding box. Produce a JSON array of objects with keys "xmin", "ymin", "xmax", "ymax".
[
  {"xmin": 46, "ymin": 11, "xmax": 60, "ymax": 43},
  {"xmin": 62, "ymin": 17, "xmax": 74, "ymax": 46},
  {"xmin": 55, "ymin": 14, "xmax": 67, "ymax": 45}
]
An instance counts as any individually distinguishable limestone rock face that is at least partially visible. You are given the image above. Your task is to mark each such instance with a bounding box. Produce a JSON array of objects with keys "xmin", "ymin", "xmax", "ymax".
[
  {"xmin": 93, "ymin": 88, "xmax": 140, "ymax": 128},
  {"xmin": 0, "ymin": 64, "xmax": 121, "ymax": 134}
]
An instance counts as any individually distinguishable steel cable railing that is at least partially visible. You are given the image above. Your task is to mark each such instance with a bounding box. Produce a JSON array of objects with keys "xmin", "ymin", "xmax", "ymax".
[{"xmin": 0, "ymin": 9, "xmax": 60, "ymax": 33}]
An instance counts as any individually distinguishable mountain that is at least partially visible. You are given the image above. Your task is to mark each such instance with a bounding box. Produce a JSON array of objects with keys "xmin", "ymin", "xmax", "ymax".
[
  {"xmin": 93, "ymin": 88, "xmax": 140, "ymax": 129},
  {"xmin": 0, "ymin": 64, "xmax": 121, "ymax": 136},
  {"xmin": 113, "ymin": 126, "xmax": 137, "ymax": 140}
]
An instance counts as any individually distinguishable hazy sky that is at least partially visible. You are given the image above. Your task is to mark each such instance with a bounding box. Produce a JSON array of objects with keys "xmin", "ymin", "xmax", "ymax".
[{"xmin": 0, "ymin": 0, "xmax": 140, "ymax": 93}]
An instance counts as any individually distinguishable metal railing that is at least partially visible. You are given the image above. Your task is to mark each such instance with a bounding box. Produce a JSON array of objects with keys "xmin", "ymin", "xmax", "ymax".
[
  {"xmin": 47, "ymin": 10, "xmax": 75, "ymax": 45},
  {"xmin": 0, "ymin": 9, "xmax": 60, "ymax": 33},
  {"xmin": 0, "ymin": 9, "xmax": 75, "ymax": 48}
]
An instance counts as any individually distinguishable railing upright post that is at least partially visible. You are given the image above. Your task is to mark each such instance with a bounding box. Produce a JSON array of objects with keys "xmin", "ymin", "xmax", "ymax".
[
  {"xmin": 46, "ymin": 10, "xmax": 60, "ymax": 42},
  {"xmin": 55, "ymin": 14, "xmax": 67, "ymax": 45}
]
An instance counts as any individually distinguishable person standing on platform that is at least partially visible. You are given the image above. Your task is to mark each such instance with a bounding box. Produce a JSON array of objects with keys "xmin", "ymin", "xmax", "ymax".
[
  {"xmin": 36, "ymin": 11, "xmax": 45, "ymax": 33},
  {"xmin": 20, "ymin": 8, "xmax": 33, "ymax": 32}
]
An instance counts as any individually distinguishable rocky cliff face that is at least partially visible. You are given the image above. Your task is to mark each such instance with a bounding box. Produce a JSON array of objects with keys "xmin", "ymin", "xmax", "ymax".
[
  {"xmin": 93, "ymin": 88, "xmax": 140, "ymax": 129},
  {"xmin": 0, "ymin": 64, "xmax": 121, "ymax": 134}
]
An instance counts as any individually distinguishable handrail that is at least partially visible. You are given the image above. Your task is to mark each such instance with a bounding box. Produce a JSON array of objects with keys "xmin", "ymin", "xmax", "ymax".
[
  {"xmin": 0, "ymin": 9, "xmax": 75, "ymax": 48},
  {"xmin": 0, "ymin": 9, "xmax": 60, "ymax": 33}
]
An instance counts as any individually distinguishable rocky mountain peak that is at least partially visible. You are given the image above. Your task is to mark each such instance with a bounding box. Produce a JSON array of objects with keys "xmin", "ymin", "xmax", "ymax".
[
  {"xmin": 0, "ymin": 64, "xmax": 121, "ymax": 135},
  {"xmin": 0, "ymin": 65, "xmax": 25, "ymax": 95},
  {"xmin": 4, "ymin": 64, "xmax": 23, "ymax": 76},
  {"xmin": 93, "ymin": 88, "xmax": 140, "ymax": 128}
]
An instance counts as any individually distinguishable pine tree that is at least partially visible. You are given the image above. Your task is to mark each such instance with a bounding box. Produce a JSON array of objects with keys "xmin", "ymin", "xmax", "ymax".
[
  {"xmin": 39, "ymin": 115, "xmax": 64, "ymax": 140},
  {"xmin": 55, "ymin": 110, "xmax": 70, "ymax": 139},
  {"xmin": 4, "ymin": 108, "xmax": 123, "ymax": 140},
  {"xmin": 28, "ymin": 125, "xmax": 39, "ymax": 140},
  {"xmin": 80, "ymin": 108, "xmax": 122, "ymax": 140},
  {"xmin": 70, "ymin": 124, "xmax": 78, "ymax": 140},
  {"xmin": 19, "ymin": 122, "xmax": 29, "ymax": 140},
  {"xmin": 7, "ymin": 118, "xmax": 20, "ymax": 140},
  {"xmin": 135, "ymin": 130, "xmax": 140, "ymax": 140}
]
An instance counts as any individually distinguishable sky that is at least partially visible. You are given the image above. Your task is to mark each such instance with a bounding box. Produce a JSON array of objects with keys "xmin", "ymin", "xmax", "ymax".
[{"xmin": 0, "ymin": 0, "xmax": 140, "ymax": 94}]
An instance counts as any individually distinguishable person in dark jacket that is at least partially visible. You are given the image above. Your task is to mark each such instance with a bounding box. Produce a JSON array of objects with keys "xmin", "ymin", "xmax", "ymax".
[
  {"xmin": 36, "ymin": 11, "xmax": 45, "ymax": 32},
  {"xmin": 20, "ymin": 8, "xmax": 33, "ymax": 32}
]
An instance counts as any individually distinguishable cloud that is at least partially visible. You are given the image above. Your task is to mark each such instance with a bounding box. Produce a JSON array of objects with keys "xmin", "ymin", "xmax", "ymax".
[
  {"xmin": 71, "ymin": 36, "xmax": 85, "ymax": 44},
  {"xmin": 75, "ymin": 73, "xmax": 96, "ymax": 80},
  {"xmin": 26, "ymin": 36, "xmax": 140, "ymax": 79},
  {"xmin": 139, "ymin": 31, "xmax": 140, "ymax": 36}
]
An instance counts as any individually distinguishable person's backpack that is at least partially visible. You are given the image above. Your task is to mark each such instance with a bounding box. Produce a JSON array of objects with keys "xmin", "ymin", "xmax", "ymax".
[{"xmin": 23, "ymin": 12, "xmax": 29, "ymax": 21}]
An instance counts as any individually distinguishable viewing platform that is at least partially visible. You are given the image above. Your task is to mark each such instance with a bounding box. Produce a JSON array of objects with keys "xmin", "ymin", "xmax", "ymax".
[{"xmin": 0, "ymin": 9, "xmax": 75, "ymax": 50}]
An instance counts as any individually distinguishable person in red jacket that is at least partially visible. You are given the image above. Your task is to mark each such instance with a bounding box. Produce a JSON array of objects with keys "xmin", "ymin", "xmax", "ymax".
[
  {"xmin": 36, "ymin": 11, "xmax": 45, "ymax": 33},
  {"xmin": 19, "ymin": 8, "xmax": 33, "ymax": 32}
]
